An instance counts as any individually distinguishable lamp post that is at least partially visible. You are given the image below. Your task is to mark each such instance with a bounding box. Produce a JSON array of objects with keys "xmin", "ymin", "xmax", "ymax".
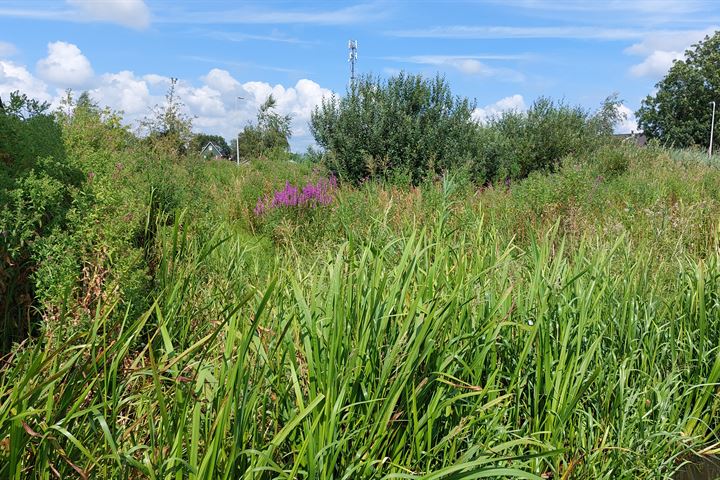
[
  {"xmin": 710, "ymin": 101, "xmax": 716, "ymax": 159},
  {"xmin": 235, "ymin": 96, "xmax": 244, "ymax": 166}
]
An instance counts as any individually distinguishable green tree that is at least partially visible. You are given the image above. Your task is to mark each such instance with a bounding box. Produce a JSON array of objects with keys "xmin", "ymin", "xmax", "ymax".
[
  {"xmin": 57, "ymin": 90, "xmax": 132, "ymax": 158},
  {"xmin": 310, "ymin": 72, "xmax": 477, "ymax": 184},
  {"xmin": 141, "ymin": 77, "xmax": 194, "ymax": 155},
  {"xmin": 234, "ymin": 95, "xmax": 292, "ymax": 161},
  {"xmin": 480, "ymin": 95, "xmax": 623, "ymax": 180},
  {"xmin": 637, "ymin": 30, "xmax": 720, "ymax": 149}
]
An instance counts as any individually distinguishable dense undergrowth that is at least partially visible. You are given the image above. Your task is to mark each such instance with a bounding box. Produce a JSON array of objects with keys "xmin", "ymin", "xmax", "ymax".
[{"xmin": 2, "ymin": 91, "xmax": 720, "ymax": 478}]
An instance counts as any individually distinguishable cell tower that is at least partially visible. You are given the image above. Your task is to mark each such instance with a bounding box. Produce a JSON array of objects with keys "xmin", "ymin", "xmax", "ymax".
[{"xmin": 348, "ymin": 40, "xmax": 358, "ymax": 86}]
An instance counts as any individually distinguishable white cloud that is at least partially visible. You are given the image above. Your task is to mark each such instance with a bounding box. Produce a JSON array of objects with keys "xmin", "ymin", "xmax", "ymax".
[
  {"xmin": 0, "ymin": 41, "xmax": 17, "ymax": 57},
  {"xmin": 202, "ymin": 68, "xmax": 241, "ymax": 93},
  {"xmin": 239, "ymin": 78, "xmax": 332, "ymax": 137},
  {"xmin": 183, "ymin": 85, "xmax": 226, "ymax": 117},
  {"xmin": 615, "ymin": 104, "xmax": 639, "ymax": 133},
  {"xmin": 388, "ymin": 25, "xmax": 646, "ymax": 40},
  {"xmin": 625, "ymin": 27, "xmax": 718, "ymax": 77},
  {"xmin": 0, "ymin": 0, "xmax": 150, "ymax": 28},
  {"xmin": 1, "ymin": 59, "xmax": 331, "ymax": 150},
  {"xmin": 0, "ymin": 60, "xmax": 51, "ymax": 102},
  {"xmin": 1, "ymin": 41, "xmax": 335, "ymax": 151},
  {"xmin": 490, "ymin": 0, "xmax": 713, "ymax": 15},
  {"xmin": 90, "ymin": 70, "xmax": 153, "ymax": 116},
  {"xmin": 66, "ymin": 0, "xmax": 150, "ymax": 29},
  {"xmin": 206, "ymin": 31, "xmax": 311, "ymax": 45},
  {"xmin": 624, "ymin": 28, "xmax": 716, "ymax": 55},
  {"xmin": 479, "ymin": 0, "xmax": 718, "ymax": 26},
  {"xmin": 472, "ymin": 94, "xmax": 526, "ymax": 123},
  {"xmin": 387, "ymin": 55, "xmax": 525, "ymax": 81},
  {"xmin": 142, "ymin": 73, "xmax": 171, "ymax": 87},
  {"xmin": 629, "ymin": 50, "xmax": 682, "ymax": 77},
  {"xmin": 156, "ymin": 3, "xmax": 386, "ymax": 25},
  {"xmin": 36, "ymin": 41, "xmax": 94, "ymax": 88}
]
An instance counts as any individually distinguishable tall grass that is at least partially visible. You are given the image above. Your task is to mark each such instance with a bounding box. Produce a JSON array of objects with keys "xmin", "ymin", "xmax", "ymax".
[{"xmin": 3, "ymin": 181, "xmax": 720, "ymax": 477}]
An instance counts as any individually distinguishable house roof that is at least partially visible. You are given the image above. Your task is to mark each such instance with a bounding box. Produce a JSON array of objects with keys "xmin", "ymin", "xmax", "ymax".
[
  {"xmin": 200, "ymin": 141, "xmax": 222, "ymax": 155},
  {"xmin": 613, "ymin": 132, "xmax": 647, "ymax": 146}
]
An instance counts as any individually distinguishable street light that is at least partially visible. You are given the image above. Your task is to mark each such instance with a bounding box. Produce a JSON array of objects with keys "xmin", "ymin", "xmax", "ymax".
[
  {"xmin": 710, "ymin": 101, "xmax": 716, "ymax": 159},
  {"xmin": 235, "ymin": 96, "xmax": 244, "ymax": 166}
]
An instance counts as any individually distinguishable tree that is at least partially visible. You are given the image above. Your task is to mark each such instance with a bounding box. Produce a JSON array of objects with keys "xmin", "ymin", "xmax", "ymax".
[
  {"xmin": 480, "ymin": 95, "xmax": 624, "ymax": 180},
  {"xmin": 637, "ymin": 30, "xmax": 720, "ymax": 149},
  {"xmin": 235, "ymin": 95, "xmax": 291, "ymax": 161},
  {"xmin": 310, "ymin": 72, "xmax": 478, "ymax": 184},
  {"xmin": 141, "ymin": 78, "xmax": 194, "ymax": 155},
  {"xmin": 190, "ymin": 133, "xmax": 231, "ymax": 158},
  {"xmin": 57, "ymin": 90, "xmax": 131, "ymax": 157}
]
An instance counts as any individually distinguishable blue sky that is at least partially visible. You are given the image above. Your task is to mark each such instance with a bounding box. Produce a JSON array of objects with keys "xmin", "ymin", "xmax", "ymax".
[{"xmin": 1, "ymin": 0, "xmax": 719, "ymax": 150}]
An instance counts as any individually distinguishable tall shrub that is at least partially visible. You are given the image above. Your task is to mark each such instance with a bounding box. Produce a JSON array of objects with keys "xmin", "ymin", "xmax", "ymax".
[
  {"xmin": 234, "ymin": 95, "xmax": 292, "ymax": 161},
  {"xmin": 0, "ymin": 92, "xmax": 77, "ymax": 348},
  {"xmin": 476, "ymin": 95, "xmax": 623, "ymax": 181},
  {"xmin": 311, "ymin": 73, "xmax": 477, "ymax": 184}
]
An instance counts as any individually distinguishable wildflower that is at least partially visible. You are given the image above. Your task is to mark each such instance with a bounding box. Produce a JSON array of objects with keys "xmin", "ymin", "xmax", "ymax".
[{"xmin": 254, "ymin": 175, "xmax": 337, "ymax": 216}]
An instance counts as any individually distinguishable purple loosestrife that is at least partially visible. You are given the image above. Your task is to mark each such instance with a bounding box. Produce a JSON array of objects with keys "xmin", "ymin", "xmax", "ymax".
[{"xmin": 254, "ymin": 176, "xmax": 337, "ymax": 216}]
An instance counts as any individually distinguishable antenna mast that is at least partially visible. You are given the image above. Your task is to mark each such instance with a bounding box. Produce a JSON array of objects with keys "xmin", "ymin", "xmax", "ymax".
[{"xmin": 348, "ymin": 40, "xmax": 358, "ymax": 86}]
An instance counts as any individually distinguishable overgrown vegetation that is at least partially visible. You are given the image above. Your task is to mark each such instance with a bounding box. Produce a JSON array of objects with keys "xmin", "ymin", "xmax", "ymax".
[
  {"xmin": 2, "ymin": 83, "xmax": 720, "ymax": 479},
  {"xmin": 311, "ymin": 73, "xmax": 623, "ymax": 185}
]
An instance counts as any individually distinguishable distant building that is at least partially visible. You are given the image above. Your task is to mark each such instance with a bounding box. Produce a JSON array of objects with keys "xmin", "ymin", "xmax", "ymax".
[
  {"xmin": 200, "ymin": 141, "xmax": 225, "ymax": 159},
  {"xmin": 613, "ymin": 131, "xmax": 647, "ymax": 147}
]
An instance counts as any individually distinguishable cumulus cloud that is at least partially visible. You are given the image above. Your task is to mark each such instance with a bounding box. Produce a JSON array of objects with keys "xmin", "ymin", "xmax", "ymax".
[
  {"xmin": 615, "ymin": 104, "xmax": 639, "ymax": 133},
  {"xmin": 629, "ymin": 50, "xmax": 682, "ymax": 77},
  {"xmin": 91, "ymin": 70, "xmax": 152, "ymax": 116},
  {"xmin": 66, "ymin": 0, "xmax": 150, "ymax": 29},
  {"xmin": 202, "ymin": 68, "xmax": 241, "ymax": 93},
  {"xmin": 472, "ymin": 94, "xmax": 526, "ymax": 123},
  {"xmin": 0, "ymin": 60, "xmax": 51, "ymax": 102},
  {"xmin": 626, "ymin": 27, "xmax": 718, "ymax": 77},
  {"xmin": 2, "ymin": 46, "xmax": 332, "ymax": 150},
  {"xmin": 36, "ymin": 41, "xmax": 94, "ymax": 88}
]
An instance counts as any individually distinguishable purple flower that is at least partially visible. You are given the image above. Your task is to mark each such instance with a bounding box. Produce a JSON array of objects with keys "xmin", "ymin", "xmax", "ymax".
[{"xmin": 254, "ymin": 175, "xmax": 337, "ymax": 216}]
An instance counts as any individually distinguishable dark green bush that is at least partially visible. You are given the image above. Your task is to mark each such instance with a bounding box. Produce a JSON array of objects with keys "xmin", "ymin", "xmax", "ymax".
[
  {"xmin": 311, "ymin": 73, "xmax": 477, "ymax": 185},
  {"xmin": 0, "ymin": 93, "xmax": 80, "ymax": 348},
  {"xmin": 481, "ymin": 96, "xmax": 622, "ymax": 181}
]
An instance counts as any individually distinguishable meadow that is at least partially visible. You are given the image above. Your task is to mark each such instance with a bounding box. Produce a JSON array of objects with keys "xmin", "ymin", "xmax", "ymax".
[{"xmin": 2, "ymin": 91, "xmax": 720, "ymax": 479}]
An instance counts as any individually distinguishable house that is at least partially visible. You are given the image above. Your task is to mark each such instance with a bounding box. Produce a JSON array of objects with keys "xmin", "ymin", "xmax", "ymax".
[
  {"xmin": 200, "ymin": 141, "xmax": 225, "ymax": 159},
  {"xmin": 613, "ymin": 131, "xmax": 647, "ymax": 147}
]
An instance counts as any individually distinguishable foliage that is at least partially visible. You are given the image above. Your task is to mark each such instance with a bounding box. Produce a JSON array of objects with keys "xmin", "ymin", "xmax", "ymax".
[
  {"xmin": 4, "ymin": 89, "xmax": 720, "ymax": 479},
  {"xmin": 140, "ymin": 77, "xmax": 194, "ymax": 155},
  {"xmin": 57, "ymin": 90, "xmax": 134, "ymax": 158},
  {"xmin": 311, "ymin": 72, "xmax": 477, "ymax": 184},
  {"xmin": 637, "ymin": 30, "xmax": 720, "ymax": 148},
  {"xmin": 476, "ymin": 95, "xmax": 624, "ymax": 180},
  {"xmin": 312, "ymin": 73, "xmax": 621, "ymax": 185},
  {"xmin": 4, "ymin": 166, "xmax": 720, "ymax": 477},
  {"xmin": 0, "ymin": 91, "xmax": 78, "ymax": 349},
  {"xmin": 234, "ymin": 95, "xmax": 292, "ymax": 161}
]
